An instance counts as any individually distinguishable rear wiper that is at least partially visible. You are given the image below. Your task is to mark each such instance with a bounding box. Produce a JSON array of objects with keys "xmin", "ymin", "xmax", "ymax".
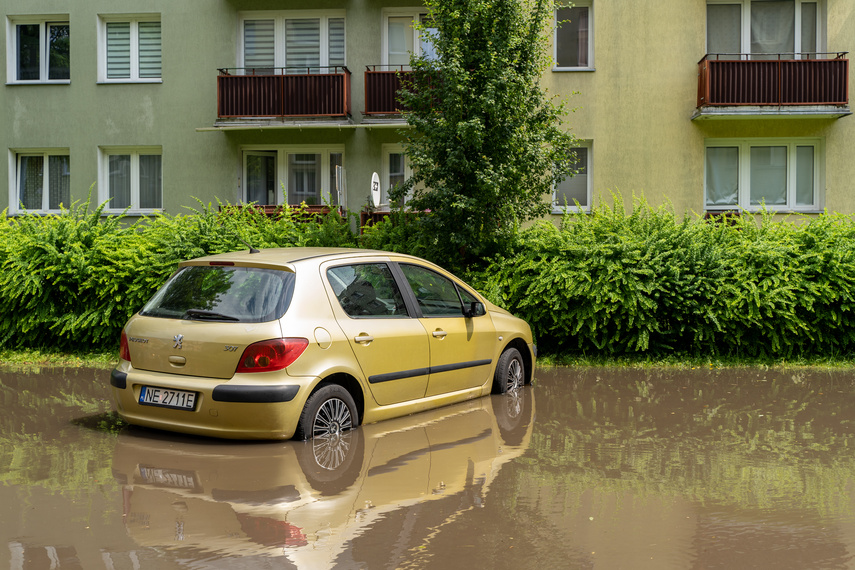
[{"xmin": 183, "ymin": 309, "xmax": 240, "ymax": 322}]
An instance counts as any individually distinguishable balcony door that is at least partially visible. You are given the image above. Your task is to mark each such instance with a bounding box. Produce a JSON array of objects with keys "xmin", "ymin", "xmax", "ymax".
[
  {"xmin": 383, "ymin": 13, "xmax": 437, "ymax": 69},
  {"xmin": 244, "ymin": 152, "xmax": 276, "ymax": 205},
  {"xmin": 707, "ymin": 0, "xmax": 822, "ymax": 60},
  {"xmin": 240, "ymin": 12, "xmax": 345, "ymax": 74}
]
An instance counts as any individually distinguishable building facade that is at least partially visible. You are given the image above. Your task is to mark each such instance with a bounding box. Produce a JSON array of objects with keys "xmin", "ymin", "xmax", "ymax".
[{"xmin": 2, "ymin": 1, "xmax": 853, "ymax": 220}]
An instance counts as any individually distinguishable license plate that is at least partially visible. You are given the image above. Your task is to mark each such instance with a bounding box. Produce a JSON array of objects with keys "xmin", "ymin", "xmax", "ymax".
[{"xmin": 139, "ymin": 386, "xmax": 197, "ymax": 410}]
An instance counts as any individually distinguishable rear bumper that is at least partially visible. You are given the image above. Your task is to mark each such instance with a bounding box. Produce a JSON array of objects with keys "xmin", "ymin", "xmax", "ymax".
[{"xmin": 109, "ymin": 364, "xmax": 312, "ymax": 440}]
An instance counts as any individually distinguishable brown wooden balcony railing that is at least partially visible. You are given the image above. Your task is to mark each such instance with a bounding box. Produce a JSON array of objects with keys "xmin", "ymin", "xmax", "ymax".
[
  {"xmin": 697, "ymin": 53, "xmax": 848, "ymax": 108},
  {"xmin": 364, "ymin": 65, "xmax": 413, "ymax": 115},
  {"xmin": 217, "ymin": 67, "xmax": 351, "ymax": 118}
]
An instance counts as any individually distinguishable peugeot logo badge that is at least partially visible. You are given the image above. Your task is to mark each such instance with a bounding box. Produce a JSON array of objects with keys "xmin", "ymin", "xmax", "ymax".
[{"xmin": 173, "ymin": 334, "xmax": 184, "ymax": 349}]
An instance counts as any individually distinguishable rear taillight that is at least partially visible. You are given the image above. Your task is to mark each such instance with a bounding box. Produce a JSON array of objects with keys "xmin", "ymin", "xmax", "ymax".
[
  {"xmin": 236, "ymin": 338, "xmax": 309, "ymax": 373},
  {"xmin": 120, "ymin": 330, "xmax": 131, "ymax": 362}
]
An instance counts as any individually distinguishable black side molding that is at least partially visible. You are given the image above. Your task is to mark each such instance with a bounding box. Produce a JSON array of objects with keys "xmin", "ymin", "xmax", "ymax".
[
  {"xmin": 212, "ymin": 384, "xmax": 300, "ymax": 403},
  {"xmin": 110, "ymin": 370, "xmax": 128, "ymax": 389}
]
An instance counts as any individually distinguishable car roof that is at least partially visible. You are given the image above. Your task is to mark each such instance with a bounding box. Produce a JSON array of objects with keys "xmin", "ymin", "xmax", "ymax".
[{"xmin": 179, "ymin": 247, "xmax": 409, "ymax": 270}]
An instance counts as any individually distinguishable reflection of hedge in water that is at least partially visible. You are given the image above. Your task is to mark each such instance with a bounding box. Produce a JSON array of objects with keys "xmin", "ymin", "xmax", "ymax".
[
  {"xmin": 0, "ymin": 368, "xmax": 118, "ymax": 494},
  {"xmin": 473, "ymin": 199, "xmax": 855, "ymax": 357},
  {"xmin": 523, "ymin": 368, "xmax": 855, "ymax": 516}
]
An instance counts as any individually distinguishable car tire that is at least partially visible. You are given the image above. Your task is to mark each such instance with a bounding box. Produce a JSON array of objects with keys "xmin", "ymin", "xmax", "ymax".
[
  {"xmin": 295, "ymin": 384, "xmax": 358, "ymax": 441},
  {"xmin": 493, "ymin": 347, "xmax": 525, "ymax": 394}
]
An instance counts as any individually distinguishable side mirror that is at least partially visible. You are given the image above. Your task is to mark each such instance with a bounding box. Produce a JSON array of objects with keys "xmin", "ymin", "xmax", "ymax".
[{"xmin": 463, "ymin": 301, "xmax": 486, "ymax": 318}]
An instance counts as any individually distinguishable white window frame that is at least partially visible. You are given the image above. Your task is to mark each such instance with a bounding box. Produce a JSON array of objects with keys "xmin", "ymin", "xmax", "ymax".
[
  {"xmin": 706, "ymin": 0, "xmax": 826, "ymax": 59},
  {"xmin": 553, "ymin": 1, "xmax": 594, "ymax": 71},
  {"xmin": 704, "ymin": 138, "xmax": 824, "ymax": 212},
  {"xmin": 381, "ymin": 143, "xmax": 413, "ymax": 209},
  {"xmin": 98, "ymin": 146, "xmax": 163, "ymax": 214},
  {"xmin": 381, "ymin": 10, "xmax": 434, "ymax": 67},
  {"xmin": 240, "ymin": 145, "xmax": 345, "ymax": 206},
  {"xmin": 5, "ymin": 15, "xmax": 70, "ymax": 84},
  {"xmin": 553, "ymin": 140, "xmax": 592, "ymax": 214},
  {"xmin": 237, "ymin": 11, "xmax": 346, "ymax": 70},
  {"xmin": 7, "ymin": 149, "xmax": 70, "ymax": 214},
  {"xmin": 97, "ymin": 15, "xmax": 162, "ymax": 83}
]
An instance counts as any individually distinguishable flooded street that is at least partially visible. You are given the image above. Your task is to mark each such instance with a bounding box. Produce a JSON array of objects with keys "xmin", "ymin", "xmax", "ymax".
[{"xmin": 3, "ymin": 366, "xmax": 855, "ymax": 569}]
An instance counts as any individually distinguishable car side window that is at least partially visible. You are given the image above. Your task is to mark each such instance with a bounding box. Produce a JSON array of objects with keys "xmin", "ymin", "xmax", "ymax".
[
  {"xmin": 400, "ymin": 264, "xmax": 464, "ymax": 317},
  {"xmin": 327, "ymin": 263, "xmax": 408, "ymax": 318}
]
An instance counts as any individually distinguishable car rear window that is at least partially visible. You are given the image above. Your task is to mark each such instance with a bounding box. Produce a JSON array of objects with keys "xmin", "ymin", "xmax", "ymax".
[{"xmin": 140, "ymin": 266, "xmax": 295, "ymax": 323}]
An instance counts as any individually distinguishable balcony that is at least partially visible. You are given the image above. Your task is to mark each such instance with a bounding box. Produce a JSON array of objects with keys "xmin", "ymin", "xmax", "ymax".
[
  {"xmin": 694, "ymin": 53, "xmax": 850, "ymax": 120},
  {"xmin": 364, "ymin": 65, "xmax": 412, "ymax": 117},
  {"xmin": 216, "ymin": 67, "xmax": 351, "ymax": 122}
]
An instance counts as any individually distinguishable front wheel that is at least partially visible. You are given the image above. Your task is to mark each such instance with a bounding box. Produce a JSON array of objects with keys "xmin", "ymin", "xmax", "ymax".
[
  {"xmin": 493, "ymin": 347, "xmax": 525, "ymax": 394},
  {"xmin": 294, "ymin": 384, "xmax": 358, "ymax": 441}
]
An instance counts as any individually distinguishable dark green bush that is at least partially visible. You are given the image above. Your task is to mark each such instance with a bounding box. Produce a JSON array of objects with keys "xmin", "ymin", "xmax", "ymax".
[
  {"xmin": 0, "ymin": 200, "xmax": 356, "ymax": 351},
  {"xmin": 472, "ymin": 199, "xmax": 855, "ymax": 358}
]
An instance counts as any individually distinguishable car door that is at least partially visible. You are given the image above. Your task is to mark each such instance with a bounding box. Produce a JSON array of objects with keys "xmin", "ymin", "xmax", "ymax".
[
  {"xmin": 324, "ymin": 261, "xmax": 430, "ymax": 406},
  {"xmin": 397, "ymin": 263, "xmax": 496, "ymax": 397}
]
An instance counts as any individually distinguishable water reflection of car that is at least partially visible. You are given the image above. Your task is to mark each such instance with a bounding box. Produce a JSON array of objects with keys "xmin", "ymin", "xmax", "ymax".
[
  {"xmin": 109, "ymin": 248, "xmax": 536, "ymax": 440},
  {"xmin": 111, "ymin": 390, "xmax": 534, "ymax": 567}
]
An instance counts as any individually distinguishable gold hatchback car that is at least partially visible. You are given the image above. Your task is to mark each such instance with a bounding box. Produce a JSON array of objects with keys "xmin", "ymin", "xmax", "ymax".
[{"xmin": 110, "ymin": 247, "xmax": 535, "ymax": 440}]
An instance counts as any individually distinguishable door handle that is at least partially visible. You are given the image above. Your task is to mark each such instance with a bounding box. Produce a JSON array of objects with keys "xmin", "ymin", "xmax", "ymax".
[
  {"xmin": 432, "ymin": 330, "xmax": 448, "ymax": 339},
  {"xmin": 354, "ymin": 334, "xmax": 374, "ymax": 344}
]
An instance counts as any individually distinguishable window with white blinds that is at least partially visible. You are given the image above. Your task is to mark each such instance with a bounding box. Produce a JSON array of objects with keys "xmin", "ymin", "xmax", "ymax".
[
  {"xmin": 101, "ymin": 17, "xmax": 161, "ymax": 82},
  {"xmin": 240, "ymin": 13, "xmax": 346, "ymax": 73}
]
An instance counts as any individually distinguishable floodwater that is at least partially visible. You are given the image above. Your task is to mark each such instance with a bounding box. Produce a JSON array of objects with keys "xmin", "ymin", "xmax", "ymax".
[{"xmin": 3, "ymin": 367, "xmax": 855, "ymax": 569}]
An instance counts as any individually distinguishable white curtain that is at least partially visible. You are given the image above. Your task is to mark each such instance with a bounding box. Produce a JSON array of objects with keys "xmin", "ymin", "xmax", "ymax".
[
  {"xmin": 19, "ymin": 156, "xmax": 43, "ymax": 209},
  {"xmin": 288, "ymin": 154, "xmax": 321, "ymax": 205},
  {"xmin": 139, "ymin": 155, "xmax": 162, "ymax": 209},
  {"xmin": 705, "ymin": 147, "xmax": 739, "ymax": 206},
  {"xmin": 707, "ymin": 4, "xmax": 741, "ymax": 57},
  {"xmin": 795, "ymin": 146, "xmax": 814, "ymax": 206},
  {"xmin": 48, "ymin": 155, "xmax": 70, "ymax": 210},
  {"xmin": 109, "ymin": 155, "xmax": 131, "ymax": 209},
  {"xmin": 750, "ymin": 146, "xmax": 787, "ymax": 205},
  {"xmin": 751, "ymin": 1, "xmax": 795, "ymax": 59}
]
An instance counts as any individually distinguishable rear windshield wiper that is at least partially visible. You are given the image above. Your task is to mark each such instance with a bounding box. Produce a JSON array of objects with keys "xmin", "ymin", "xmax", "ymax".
[{"xmin": 183, "ymin": 309, "xmax": 240, "ymax": 322}]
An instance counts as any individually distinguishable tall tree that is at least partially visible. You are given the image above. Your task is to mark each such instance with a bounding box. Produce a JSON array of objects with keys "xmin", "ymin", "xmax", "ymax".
[{"xmin": 396, "ymin": 0, "xmax": 578, "ymax": 267}]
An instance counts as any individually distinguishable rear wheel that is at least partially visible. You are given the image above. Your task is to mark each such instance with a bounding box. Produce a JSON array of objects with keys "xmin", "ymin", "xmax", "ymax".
[
  {"xmin": 493, "ymin": 347, "xmax": 524, "ymax": 394},
  {"xmin": 295, "ymin": 384, "xmax": 358, "ymax": 440}
]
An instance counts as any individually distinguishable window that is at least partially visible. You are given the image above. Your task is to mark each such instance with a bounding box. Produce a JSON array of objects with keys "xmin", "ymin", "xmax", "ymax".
[
  {"xmin": 9, "ymin": 150, "xmax": 70, "ymax": 213},
  {"xmin": 241, "ymin": 147, "xmax": 344, "ymax": 206},
  {"xmin": 99, "ymin": 147, "xmax": 162, "ymax": 211},
  {"xmin": 706, "ymin": 0, "xmax": 823, "ymax": 59},
  {"xmin": 383, "ymin": 12, "xmax": 437, "ymax": 68},
  {"xmin": 98, "ymin": 16, "xmax": 162, "ymax": 82},
  {"xmin": 400, "ymin": 264, "xmax": 472, "ymax": 317},
  {"xmin": 327, "ymin": 264, "xmax": 408, "ymax": 318},
  {"xmin": 6, "ymin": 17, "xmax": 69, "ymax": 83},
  {"xmin": 553, "ymin": 141, "xmax": 592, "ymax": 213},
  {"xmin": 381, "ymin": 144, "xmax": 413, "ymax": 209},
  {"xmin": 554, "ymin": 2, "xmax": 592, "ymax": 70},
  {"xmin": 239, "ymin": 12, "xmax": 345, "ymax": 73},
  {"xmin": 705, "ymin": 139, "xmax": 822, "ymax": 211}
]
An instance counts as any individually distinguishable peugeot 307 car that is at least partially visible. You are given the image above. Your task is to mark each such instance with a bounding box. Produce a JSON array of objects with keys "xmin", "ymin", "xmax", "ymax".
[{"xmin": 109, "ymin": 247, "xmax": 536, "ymax": 440}]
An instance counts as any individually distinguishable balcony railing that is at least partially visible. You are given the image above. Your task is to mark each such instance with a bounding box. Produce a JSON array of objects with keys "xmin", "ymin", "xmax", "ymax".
[
  {"xmin": 217, "ymin": 67, "xmax": 351, "ymax": 118},
  {"xmin": 697, "ymin": 53, "xmax": 848, "ymax": 108},
  {"xmin": 364, "ymin": 65, "xmax": 412, "ymax": 115}
]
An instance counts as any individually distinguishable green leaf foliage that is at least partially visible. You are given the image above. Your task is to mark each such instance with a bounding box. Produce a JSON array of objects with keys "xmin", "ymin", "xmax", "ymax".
[
  {"xmin": 396, "ymin": 0, "xmax": 578, "ymax": 268},
  {"xmin": 0, "ymin": 199, "xmax": 356, "ymax": 351},
  {"xmin": 471, "ymin": 198, "xmax": 855, "ymax": 358}
]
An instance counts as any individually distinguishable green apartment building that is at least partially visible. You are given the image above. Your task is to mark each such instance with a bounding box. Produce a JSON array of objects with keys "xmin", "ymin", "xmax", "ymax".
[{"xmin": 2, "ymin": 1, "xmax": 853, "ymax": 220}]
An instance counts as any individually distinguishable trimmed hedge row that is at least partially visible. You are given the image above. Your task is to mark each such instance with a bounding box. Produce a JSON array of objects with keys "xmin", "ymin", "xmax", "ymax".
[{"xmin": 471, "ymin": 200, "xmax": 855, "ymax": 357}]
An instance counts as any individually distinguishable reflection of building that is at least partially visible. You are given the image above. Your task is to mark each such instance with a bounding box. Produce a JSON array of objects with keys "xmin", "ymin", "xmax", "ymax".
[
  {"xmin": 3, "ymin": 2, "xmax": 852, "ymax": 219},
  {"xmin": 111, "ymin": 391, "xmax": 534, "ymax": 567}
]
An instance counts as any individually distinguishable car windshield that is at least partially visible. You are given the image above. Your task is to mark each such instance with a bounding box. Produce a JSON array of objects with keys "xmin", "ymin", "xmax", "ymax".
[{"xmin": 140, "ymin": 266, "xmax": 295, "ymax": 323}]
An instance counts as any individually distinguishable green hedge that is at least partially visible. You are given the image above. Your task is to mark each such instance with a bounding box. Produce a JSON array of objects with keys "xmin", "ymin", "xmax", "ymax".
[
  {"xmin": 472, "ymin": 199, "xmax": 855, "ymax": 357},
  {"xmin": 0, "ymin": 200, "xmax": 356, "ymax": 351},
  {"xmin": 5, "ymin": 196, "xmax": 855, "ymax": 358}
]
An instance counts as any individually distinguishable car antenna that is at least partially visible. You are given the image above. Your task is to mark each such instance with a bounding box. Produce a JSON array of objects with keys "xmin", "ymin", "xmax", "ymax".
[{"xmin": 232, "ymin": 231, "xmax": 260, "ymax": 254}]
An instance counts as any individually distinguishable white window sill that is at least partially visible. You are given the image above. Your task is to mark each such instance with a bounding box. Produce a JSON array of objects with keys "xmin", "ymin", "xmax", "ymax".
[
  {"xmin": 706, "ymin": 207, "xmax": 823, "ymax": 215},
  {"xmin": 6, "ymin": 80, "xmax": 71, "ymax": 86},
  {"xmin": 103, "ymin": 209, "xmax": 163, "ymax": 216},
  {"xmin": 551, "ymin": 207, "xmax": 590, "ymax": 215},
  {"xmin": 552, "ymin": 67, "xmax": 595, "ymax": 73},
  {"xmin": 97, "ymin": 79, "xmax": 163, "ymax": 85}
]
